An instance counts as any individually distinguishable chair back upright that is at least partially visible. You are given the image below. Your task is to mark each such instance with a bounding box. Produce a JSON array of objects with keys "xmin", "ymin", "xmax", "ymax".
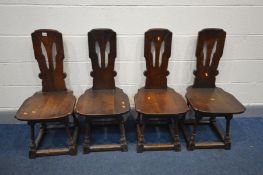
[
  {"xmin": 31, "ymin": 29, "xmax": 67, "ymax": 92},
  {"xmin": 144, "ymin": 29, "xmax": 172, "ymax": 89},
  {"xmin": 193, "ymin": 28, "xmax": 226, "ymax": 88},
  {"xmin": 88, "ymin": 29, "xmax": 117, "ymax": 90}
]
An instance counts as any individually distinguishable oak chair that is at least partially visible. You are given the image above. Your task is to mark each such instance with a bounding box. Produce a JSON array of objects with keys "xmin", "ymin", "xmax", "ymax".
[
  {"xmin": 15, "ymin": 29, "xmax": 79, "ymax": 158},
  {"xmin": 134, "ymin": 29, "xmax": 188, "ymax": 152},
  {"xmin": 75, "ymin": 29, "xmax": 130, "ymax": 153},
  {"xmin": 181, "ymin": 28, "xmax": 246, "ymax": 150}
]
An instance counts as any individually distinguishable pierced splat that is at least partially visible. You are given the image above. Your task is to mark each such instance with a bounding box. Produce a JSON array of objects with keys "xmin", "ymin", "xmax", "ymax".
[
  {"xmin": 31, "ymin": 29, "xmax": 66, "ymax": 92},
  {"xmin": 193, "ymin": 28, "xmax": 226, "ymax": 88},
  {"xmin": 88, "ymin": 29, "xmax": 117, "ymax": 90},
  {"xmin": 144, "ymin": 29, "xmax": 172, "ymax": 89}
]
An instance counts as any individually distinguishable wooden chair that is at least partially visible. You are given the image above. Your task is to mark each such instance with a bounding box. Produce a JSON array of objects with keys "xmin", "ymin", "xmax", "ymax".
[
  {"xmin": 75, "ymin": 29, "xmax": 130, "ymax": 153},
  {"xmin": 15, "ymin": 29, "xmax": 79, "ymax": 158},
  {"xmin": 134, "ymin": 29, "xmax": 188, "ymax": 152},
  {"xmin": 181, "ymin": 28, "xmax": 246, "ymax": 150}
]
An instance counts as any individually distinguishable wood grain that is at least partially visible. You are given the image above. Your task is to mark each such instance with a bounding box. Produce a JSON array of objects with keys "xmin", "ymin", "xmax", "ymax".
[
  {"xmin": 135, "ymin": 29, "xmax": 188, "ymax": 115},
  {"xmin": 182, "ymin": 28, "xmax": 245, "ymax": 150},
  {"xmin": 193, "ymin": 28, "xmax": 226, "ymax": 88},
  {"xmin": 135, "ymin": 87, "xmax": 188, "ymax": 115},
  {"xmin": 76, "ymin": 88, "xmax": 129, "ymax": 116},
  {"xmin": 144, "ymin": 28, "xmax": 172, "ymax": 89},
  {"xmin": 186, "ymin": 87, "xmax": 245, "ymax": 114},
  {"xmin": 88, "ymin": 29, "xmax": 117, "ymax": 90},
  {"xmin": 16, "ymin": 91, "xmax": 76, "ymax": 121},
  {"xmin": 15, "ymin": 29, "xmax": 78, "ymax": 158},
  {"xmin": 31, "ymin": 29, "xmax": 67, "ymax": 92}
]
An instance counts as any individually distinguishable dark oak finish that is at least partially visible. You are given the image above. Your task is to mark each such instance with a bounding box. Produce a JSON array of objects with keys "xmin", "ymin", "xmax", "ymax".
[
  {"xmin": 186, "ymin": 87, "xmax": 245, "ymax": 114},
  {"xmin": 76, "ymin": 88, "xmax": 129, "ymax": 116},
  {"xmin": 193, "ymin": 28, "xmax": 226, "ymax": 88},
  {"xmin": 31, "ymin": 29, "xmax": 67, "ymax": 92},
  {"xmin": 15, "ymin": 29, "xmax": 79, "ymax": 158},
  {"xmin": 144, "ymin": 29, "xmax": 172, "ymax": 89},
  {"xmin": 75, "ymin": 29, "xmax": 130, "ymax": 153},
  {"xmin": 88, "ymin": 29, "xmax": 117, "ymax": 89},
  {"xmin": 16, "ymin": 91, "xmax": 76, "ymax": 121},
  {"xmin": 134, "ymin": 29, "xmax": 188, "ymax": 152},
  {"xmin": 135, "ymin": 88, "xmax": 188, "ymax": 115},
  {"xmin": 182, "ymin": 28, "xmax": 245, "ymax": 150}
]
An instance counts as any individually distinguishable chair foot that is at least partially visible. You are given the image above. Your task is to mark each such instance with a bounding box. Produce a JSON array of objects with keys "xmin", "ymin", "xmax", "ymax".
[
  {"xmin": 120, "ymin": 139, "xmax": 128, "ymax": 152},
  {"xmin": 174, "ymin": 135, "xmax": 181, "ymax": 152},
  {"xmin": 83, "ymin": 146, "xmax": 91, "ymax": 154},
  {"xmin": 187, "ymin": 146, "xmax": 194, "ymax": 151},
  {"xmin": 187, "ymin": 136, "xmax": 195, "ymax": 151},
  {"xmin": 69, "ymin": 145, "xmax": 77, "ymax": 155},
  {"xmin": 174, "ymin": 144, "xmax": 181, "ymax": 152},
  {"xmin": 136, "ymin": 144, "xmax": 144, "ymax": 153},
  {"xmin": 29, "ymin": 150, "xmax": 36, "ymax": 159},
  {"xmin": 224, "ymin": 136, "xmax": 231, "ymax": 150}
]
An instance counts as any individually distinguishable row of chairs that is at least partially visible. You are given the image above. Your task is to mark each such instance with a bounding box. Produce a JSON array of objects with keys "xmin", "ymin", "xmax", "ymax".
[{"xmin": 15, "ymin": 28, "xmax": 245, "ymax": 159}]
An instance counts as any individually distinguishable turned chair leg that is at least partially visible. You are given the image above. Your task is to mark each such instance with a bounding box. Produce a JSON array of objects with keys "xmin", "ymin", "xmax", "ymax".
[
  {"xmin": 83, "ymin": 119, "xmax": 91, "ymax": 154},
  {"xmin": 72, "ymin": 114, "xmax": 79, "ymax": 126},
  {"xmin": 224, "ymin": 115, "xmax": 233, "ymax": 150},
  {"xmin": 120, "ymin": 118, "xmax": 128, "ymax": 152},
  {"xmin": 209, "ymin": 116, "xmax": 216, "ymax": 124},
  {"xmin": 172, "ymin": 118, "xmax": 181, "ymax": 152},
  {"xmin": 188, "ymin": 113, "xmax": 200, "ymax": 151},
  {"xmin": 28, "ymin": 122, "xmax": 36, "ymax": 159},
  {"xmin": 137, "ymin": 113, "xmax": 145, "ymax": 153},
  {"xmin": 65, "ymin": 119, "xmax": 77, "ymax": 155},
  {"xmin": 41, "ymin": 123, "xmax": 47, "ymax": 133}
]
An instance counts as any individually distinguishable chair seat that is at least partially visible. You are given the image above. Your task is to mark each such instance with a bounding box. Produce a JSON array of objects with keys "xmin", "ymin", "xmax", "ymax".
[
  {"xmin": 134, "ymin": 87, "xmax": 188, "ymax": 115},
  {"xmin": 186, "ymin": 87, "xmax": 245, "ymax": 114},
  {"xmin": 16, "ymin": 91, "xmax": 76, "ymax": 121},
  {"xmin": 75, "ymin": 88, "xmax": 130, "ymax": 116}
]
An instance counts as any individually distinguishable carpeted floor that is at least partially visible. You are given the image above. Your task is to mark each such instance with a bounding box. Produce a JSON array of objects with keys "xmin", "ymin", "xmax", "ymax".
[{"xmin": 0, "ymin": 117, "xmax": 263, "ymax": 175}]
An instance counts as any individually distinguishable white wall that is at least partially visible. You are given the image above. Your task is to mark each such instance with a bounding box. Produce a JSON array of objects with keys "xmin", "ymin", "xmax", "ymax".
[{"xmin": 0, "ymin": 0, "xmax": 263, "ymax": 115}]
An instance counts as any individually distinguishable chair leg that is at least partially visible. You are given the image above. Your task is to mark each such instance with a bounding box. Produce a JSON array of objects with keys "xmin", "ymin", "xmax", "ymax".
[
  {"xmin": 136, "ymin": 113, "xmax": 144, "ymax": 153},
  {"xmin": 73, "ymin": 114, "xmax": 79, "ymax": 126},
  {"xmin": 72, "ymin": 113, "xmax": 80, "ymax": 146},
  {"xmin": 209, "ymin": 116, "xmax": 216, "ymax": 124},
  {"xmin": 172, "ymin": 118, "xmax": 181, "ymax": 152},
  {"xmin": 120, "ymin": 119, "xmax": 128, "ymax": 152},
  {"xmin": 188, "ymin": 113, "xmax": 199, "ymax": 151},
  {"xmin": 28, "ymin": 122, "xmax": 37, "ymax": 159},
  {"xmin": 65, "ymin": 119, "xmax": 77, "ymax": 155},
  {"xmin": 41, "ymin": 123, "xmax": 47, "ymax": 133},
  {"xmin": 83, "ymin": 119, "xmax": 91, "ymax": 154},
  {"xmin": 224, "ymin": 115, "xmax": 233, "ymax": 150}
]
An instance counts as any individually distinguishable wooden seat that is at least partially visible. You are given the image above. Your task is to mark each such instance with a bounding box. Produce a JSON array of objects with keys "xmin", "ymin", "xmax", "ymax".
[
  {"xmin": 135, "ymin": 88, "xmax": 187, "ymax": 115},
  {"xmin": 75, "ymin": 29, "xmax": 130, "ymax": 153},
  {"xmin": 15, "ymin": 29, "xmax": 79, "ymax": 158},
  {"xmin": 76, "ymin": 88, "xmax": 129, "ymax": 116},
  {"xmin": 16, "ymin": 91, "xmax": 76, "ymax": 121},
  {"xmin": 181, "ymin": 28, "xmax": 246, "ymax": 150},
  {"xmin": 134, "ymin": 29, "xmax": 188, "ymax": 152},
  {"xmin": 186, "ymin": 87, "xmax": 245, "ymax": 115}
]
